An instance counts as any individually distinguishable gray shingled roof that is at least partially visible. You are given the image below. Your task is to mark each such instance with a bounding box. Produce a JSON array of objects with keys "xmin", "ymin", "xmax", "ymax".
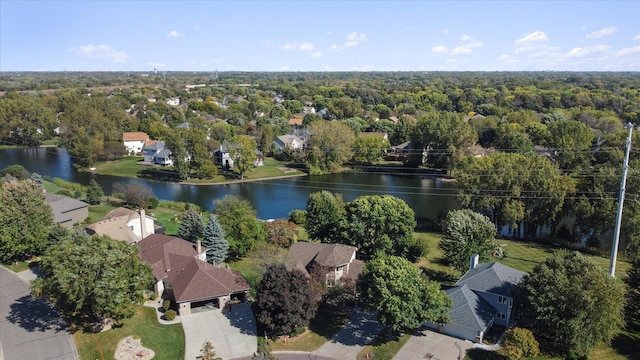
[
  {"xmin": 143, "ymin": 140, "xmax": 165, "ymax": 151},
  {"xmin": 446, "ymin": 284, "xmax": 496, "ymax": 332},
  {"xmin": 456, "ymin": 262, "xmax": 526, "ymax": 297},
  {"xmin": 45, "ymin": 193, "xmax": 89, "ymax": 224}
]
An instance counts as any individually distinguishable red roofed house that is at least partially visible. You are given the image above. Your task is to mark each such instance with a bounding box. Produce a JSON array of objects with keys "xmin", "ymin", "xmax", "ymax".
[
  {"xmin": 122, "ymin": 132, "xmax": 150, "ymax": 155},
  {"xmin": 137, "ymin": 234, "xmax": 249, "ymax": 315}
]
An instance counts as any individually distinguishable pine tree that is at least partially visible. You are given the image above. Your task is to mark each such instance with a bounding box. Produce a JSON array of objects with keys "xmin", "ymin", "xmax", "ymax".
[
  {"xmin": 177, "ymin": 208, "xmax": 204, "ymax": 243},
  {"xmin": 85, "ymin": 179, "xmax": 104, "ymax": 205},
  {"xmin": 202, "ymin": 214, "xmax": 228, "ymax": 265}
]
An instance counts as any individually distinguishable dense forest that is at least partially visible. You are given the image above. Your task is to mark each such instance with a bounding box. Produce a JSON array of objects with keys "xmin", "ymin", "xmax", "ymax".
[{"xmin": 0, "ymin": 71, "xmax": 639, "ymax": 257}]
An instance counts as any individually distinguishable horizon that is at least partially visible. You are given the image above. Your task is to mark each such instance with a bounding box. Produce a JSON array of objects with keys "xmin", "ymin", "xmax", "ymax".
[{"xmin": 2, "ymin": 1, "xmax": 639, "ymax": 72}]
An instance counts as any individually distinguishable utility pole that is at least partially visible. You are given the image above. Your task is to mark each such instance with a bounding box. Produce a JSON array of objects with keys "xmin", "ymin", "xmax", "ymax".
[{"xmin": 609, "ymin": 123, "xmax": 634, "ymax": 277}]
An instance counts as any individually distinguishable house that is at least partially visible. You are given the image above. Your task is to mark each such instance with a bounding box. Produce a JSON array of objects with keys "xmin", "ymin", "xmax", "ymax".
[
  {"xmin": 254, "ymin": 150, "xmax": 264, "ymax": 167},
  {"xmin": 85, "ymin": 207, "xmax": 160, "ymax": 243},
  {"xmin": 286, "ymin": 242, "xmax": 365, "ymax": 287},
  {"xmin": 426, "ymin": 254, "xmax": 526, "ymax": 342},
  {"xmin": 123, "ymin": 132, "xmax": 150, "ymax": 155},
  {"xmin": 302, "ymin": 106, "xmax": 316, "ymax": 115},
  {"xmin": 142, "ymin": 141, "xmax": 174, "ymax": 166},
  {"xmin": 288, "ymin": 118, "xmax": 303, "ymax": 134},
  {"xmin": 165, "ymin": 97, "xmax": 180, "ymax": 106},
  {"xmin": 137, "ymin": 234, "xmax": 250, "ymax": 315},
  {"xmin": 214, "ymin": 141, "xmax": 234, "ymax": 169},
  {"xmin": 273, "ymin": 134, "xmax": 305, "ymax": 153},
  {"xmin": 45, "ymin": 193, "xmax": 89, "ymax": 228}
]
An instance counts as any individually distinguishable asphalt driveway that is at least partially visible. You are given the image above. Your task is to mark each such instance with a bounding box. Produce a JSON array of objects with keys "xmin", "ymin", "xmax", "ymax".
[
  {"xmin": 0, "ymin": 266, "xmax": 78, "ymax": 360},
  {"xmin": 393, "ymin": 329, "xmax": 473, "ymax": 360},
  {"xmin": 181, "ymin": 303, "xmax": 257, "ymax": 360}
]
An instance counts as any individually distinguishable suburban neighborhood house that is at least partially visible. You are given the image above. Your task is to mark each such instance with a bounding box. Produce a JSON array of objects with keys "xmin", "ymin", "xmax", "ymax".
[
  {"xmin": 426, "ymin": 254, "xmax": 526, "ymax": 342},
  {"xmin": 142, "ymin": 140, "xmax": 174, "ymax": 166},
  {"xmin": 44, "ymin": 193, "xmax": 89, "ymax": 228},
  {"xmin": 123, "ymin": 131, "xmax": 150, "ymax": 155},
  {"xmin": 137, "ymin": 234, "xmax": 250, "ymax": 316},
  {"xmin": 85, "ymin": 207, "xmax": 158, "ymax": 243},
  {"xmin": 273, "ymin": 134, "xmax": 305, "ymax": 154},
  {"xmin": 286, "ymin": 242, "xmax": 365, "ymax": 286}
]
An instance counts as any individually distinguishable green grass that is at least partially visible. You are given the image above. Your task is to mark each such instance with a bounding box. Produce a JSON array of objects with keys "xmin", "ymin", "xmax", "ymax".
[
  {"xmin": 228, "ymin": 242, "xmax": 288, "ymax": 291},
  {"xmin": 86, "ymin": 203, "xmax": 118, "ymax": 224},
  {"xmin": 43, "ymin": 180, "xmax": 63, "ymax": 194},
  {"xmin": 41, "ymin": 139, "xmax": 59, "ymax": 146},
  {"xmin": 148, "ymin": 207, "xmax": 183, "ymax": 235},
  {"xmin": 358, "ymin": 333, "xmax": 411, "ymax": 360},
  {"xmin": 90, "ymin": 156, "xmax": 145, "ymax": 178},
  {"xmin": 73, "ymin": 306, "xmax": 184, "ymax": 360},
  {"xmin": 2, "ymin": 261, "xmax": 31, "ymax": 273}
]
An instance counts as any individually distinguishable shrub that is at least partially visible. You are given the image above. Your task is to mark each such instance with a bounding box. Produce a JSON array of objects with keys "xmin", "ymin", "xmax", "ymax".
[
  {"xmin": 288, "ymin": 209, "xmax": 306, "ymax": 225},
  {"xmin": 147, "ymin": 196, "xmax": 159, "ymax": 209},
  {"xmin": 149, "ymin": 293, "xmax": 157, "ymax": 301},
  {"xmin": 56, "ymin": 189, "xmax": 74, "ymax": 197},
  {"xmin": 163, "ymin": 299, "xmax": 171, "ymax": 311},
  {"xmin": 500, "ymin": 327, "xmax": 540, "ymax": 359},
  {"xmin": 164, "ymin": 309, "xmax": 177, "ymax": 321},
  {"xmin": 290, "ymin": 326, "xmax": 306, "ymax": 337}
]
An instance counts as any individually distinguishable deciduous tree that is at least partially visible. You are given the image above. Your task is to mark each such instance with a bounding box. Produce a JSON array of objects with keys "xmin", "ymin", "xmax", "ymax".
[
  {"xmin": 228, "ymin": 135, "xmax": 258, "ymax": 179},
  {"xmin": 214, "ymin": 195, "xmax": 263, "ymax": 258},
  {"xmin": 514, "ymin": 251, "xmax": 625, "ymax": 356},
  {"xmin": 264, "ymin": 219, "xmax": 297, "ymax": 248},
  {"xmin": 357, "ymin": 255, "xmax": 451, "ymax": 333},
  {"xmin": 0, "ymin": 180, "xmax": 53, "ymax": 262},
  {"xmin": 112, "ymin": 182, "xmax": 155, "ymax": 209},
  {"xmin": 305, "ymin": 121, "xmax": 355, "ymax": 174},
  {"xmin": 352, "ymin": 134, "xmax": 389, "ymax": 165},
  {"xmin": 305, "ymin": 191, "xmax": 345, "ymax": 243},
  {"xmin": 32, "ymin": 233, "xmax": 153, "ymax": 325},
  {"xmin": 439, "ymin": 209, "xmax": 496, "ymax": 272},
  {"xmin": 255, "ymin": 264, "xmax": 317, "ymax": 336}
]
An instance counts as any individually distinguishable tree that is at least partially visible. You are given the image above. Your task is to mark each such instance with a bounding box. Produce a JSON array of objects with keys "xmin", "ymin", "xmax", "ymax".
[
  {"xmin": 85, "ymin": 179, "xmax": 104, "ymax": 205},
  {"xmin": 625, "ymin": 258, "xmax": 640, "ymax": 330},
  {"xmin": 177, "ymin": 208, "xmax": 204, "ymax": 243},
  {"xmin": 305, "ymin": 191, "xmax": 345, "ymax": 243},
  {"xmin": 514, "ymin": 251, "xmax": 625, "ymax": 356},
  {"xmin": 202, "ymin": 214, "xmax": 228, "ymax": 265},
  {"xmin": 255, "ymin": 264, "xmax": 317, "ymax": 336},
  {"xmin": 214, "ymin": 195, "xmax": 263, "ymax": 258},
  {"xmin": 200, "ymin": 341, "xmax": 222, "ymax": 360},
  {"xmin": 31, "ymin": 232, "xmax": 153, "ymax": 325},
  {"xmin": 340, "ymin": 195, "xmax": 416, "ymax": 259},
  {"xmin": 547, "ymin": 120, "xmax": 594, "ymax": 170},
  {"xmin": 500, "ymin": 327, "xmax": 540, "ymax": 359},
  {"xmin": 352, "ymin": 134, "xmax": 389, "ymax": 165},
  {"xmin": 0, "ymin": 180, "xmax": 54, "ymax": 262},
  {"xmin": 439, "ymin": 209, "xmax": 496, "ymax": 272},
  {"xmin": 228, "ymin": 135, "xmax": 258, "ymax": 179},
  {"xmin": 264, "ymin": 219, "xmax": 297, "ymax": 248},
  {"xmin": 112, "ymin": 182, "xmax": 155, "ymax": 209},
  {"xmin": 357, "ymin": 255, "xmax": 451, "ymax": 333},
  {"xmin": 305, "ymin": 121, "xmax": 355, "ymax": 174}
]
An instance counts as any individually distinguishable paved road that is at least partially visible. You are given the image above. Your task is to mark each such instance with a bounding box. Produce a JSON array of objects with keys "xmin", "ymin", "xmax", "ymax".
[{"xmin": 0, "ymin": 266, "xmax": 78, "ymax": 360}]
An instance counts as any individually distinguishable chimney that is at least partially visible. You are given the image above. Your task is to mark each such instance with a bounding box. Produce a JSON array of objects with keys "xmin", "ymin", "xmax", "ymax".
[
  {"xmin": 197, "ymin": 240, "xmax": 202, "ymax": 254},
  {"xmin": 470, "ymin": 254, "xmax": 479, "ymax": 271},
  {"xmin": 140, "ymin": 208, "xmax": 147, "ymax": 240}
]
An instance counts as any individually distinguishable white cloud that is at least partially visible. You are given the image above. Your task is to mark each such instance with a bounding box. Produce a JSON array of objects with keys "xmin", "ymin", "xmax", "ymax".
[
  {"xmin": 167, "ymin": 30, "xmax": 184, "ymax": 38},
  {"xmin": 327, "ymin": 31, "xmax": 333, "ymax": 35},
  {"xmin": 460, "ymin": 34, "xmax": 473, "ymax": 41},
  {"xmin": 466, "ymin": 41, "xmax": 483, "ymax": 48},
  {"xmin": 432, "ymin": 45, "xmax": 450, "ymax": 54},
  {"xmin": 616, "ymin": 45, "xmax": 640, "ymax": 57},
  {"xmin": 586, "ymin": 27, "xmax": 617, "ymax": 39},
  {"xmin": 70, "ymin": 44, "xmax": 127, "ymax": 63},
  {"xmin": 451, "ymin": 46, "xmax": 472, "ymax": 55},
  {"xmin": 281, "ymin": 42, "xmax": 315, "ymax": 51},
  {"xmin": 566, "ymin": 44, "xmax": 609, "ymax": 58},
  {"xmin": 515, "ymin": 44, "xmax": 547, "ymax": 54},
  {"xmin": 515, "ymin": 31, "xmax": 548, "ymax": 44},
  {"xmin": 332, "ymin": 32, "xmax": 367, "ymax": 51},
  {"xmin": 310, "ymin": 52, "xmax": 322, "ymax": 58},
  {"xmin": 634, "ymin": 34, "xmax": 640, "ymax": 41},
  {"xmin": 346, "ymin": 32, "xmax": 367, "ymax": 42},
  {"xmin": 441, "ymin": 29, "xmax": 449, "ymax": 34}
]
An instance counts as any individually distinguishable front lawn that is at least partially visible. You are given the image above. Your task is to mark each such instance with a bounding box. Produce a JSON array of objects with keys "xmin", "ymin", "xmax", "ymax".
[
  {"xmin": 147, "ymin": 207, "xmax": 183, "ymax": 235},
  {"xmin": 90, "ymin": 156, "xmax": 145, "ymax": 178},
  {"xmin": 73, "ymin": 305, "xmax": 184, "ymax": 360},
  {"xmin": 357, "ymin": 333, "xmax": 411, "ymax": 360}
]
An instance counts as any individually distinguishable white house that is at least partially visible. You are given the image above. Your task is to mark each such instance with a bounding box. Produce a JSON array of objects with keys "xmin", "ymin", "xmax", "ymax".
[
  {"xmin": 123, "ymin": 132, "xmax": 150, "ymax": 155},
  {"xmin": 85, "ymin": 208, "xmax": 158, "ymax": 243},
  {"xmin": 273, "ymin": 134, "xmax": 305, "ymax": 153},
  {"xmin": 165, "ymin": 97, "xmax": 180, "ymax": 106}
]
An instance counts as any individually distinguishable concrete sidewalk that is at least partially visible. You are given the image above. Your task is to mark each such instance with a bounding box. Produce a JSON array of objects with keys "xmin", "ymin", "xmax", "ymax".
[{"xmin": 181, "ymin": 303, "xmax": 257, "ymax": 360}]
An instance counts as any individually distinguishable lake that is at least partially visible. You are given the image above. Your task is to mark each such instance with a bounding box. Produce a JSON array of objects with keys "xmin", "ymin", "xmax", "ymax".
[{"xmin": 0, "ymin": 147, "xmax": 459, "ymax": 220}]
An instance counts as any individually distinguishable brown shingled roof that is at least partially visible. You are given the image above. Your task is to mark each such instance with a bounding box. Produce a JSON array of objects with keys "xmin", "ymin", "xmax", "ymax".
[
  {"xmin": 286, "ymin": 242, "xmax": 357, "ymax": 276},
  {"xmin": 122, "ymin": 132, "xmax": 150, "ymax": 141}
]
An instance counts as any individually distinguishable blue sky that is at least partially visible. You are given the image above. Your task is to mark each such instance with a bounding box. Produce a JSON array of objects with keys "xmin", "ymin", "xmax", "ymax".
[{"xmin": 1, "ymin": 1, "xmax": 639, "ymax": 72}]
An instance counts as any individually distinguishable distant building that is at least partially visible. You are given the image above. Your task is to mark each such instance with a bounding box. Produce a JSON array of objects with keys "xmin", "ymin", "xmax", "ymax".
[{"xmin": 123, "ymin": 132, "xmax": 150, "ymax": 155}]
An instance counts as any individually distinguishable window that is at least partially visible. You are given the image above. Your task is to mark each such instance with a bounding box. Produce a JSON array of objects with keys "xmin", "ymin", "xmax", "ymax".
[
  {"xmin": 497, "ymin": 313, "xmax": 506, "ymax": 320},
  {"xmin": 498, "ymin": 296, "xmax": 508, "ymax": 304}
]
